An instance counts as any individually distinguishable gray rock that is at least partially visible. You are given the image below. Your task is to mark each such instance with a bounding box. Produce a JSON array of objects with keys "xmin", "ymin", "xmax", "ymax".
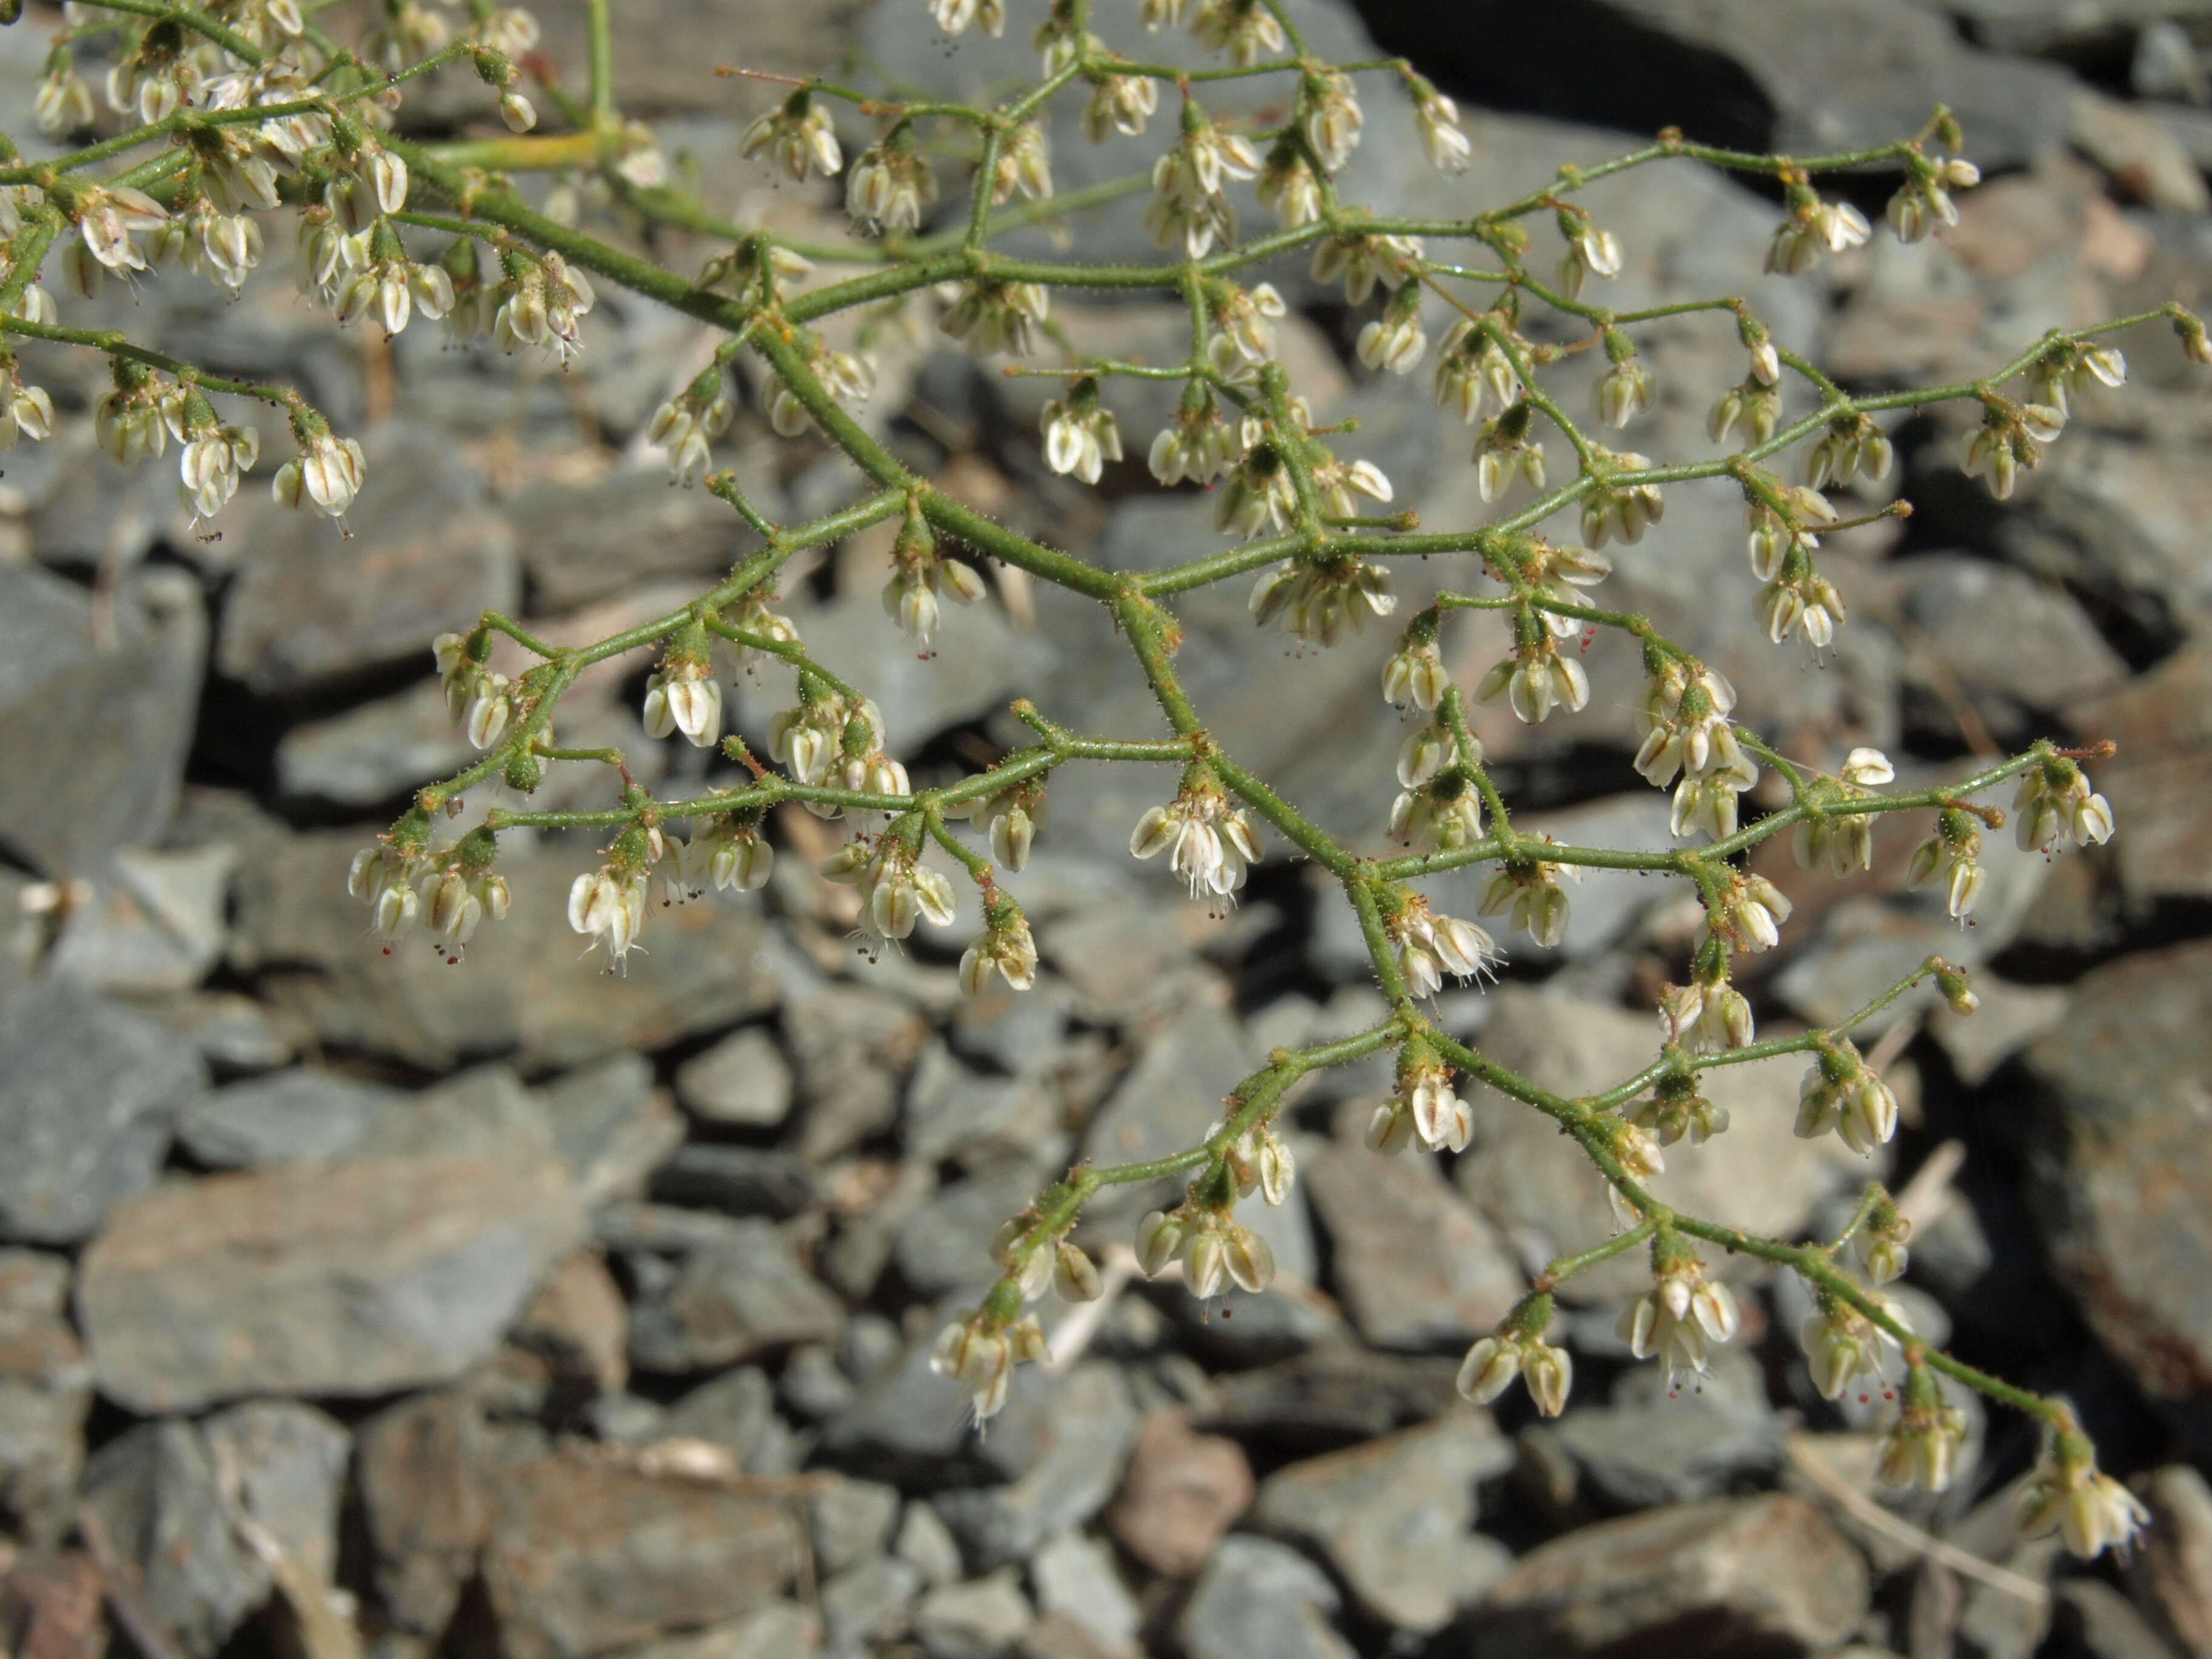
[
  {"xmin": 0, "ymin": 977, "xmax": 206, "ymax": 1244},
  {"xmin": 1079, "ymin": 997, "xmax": 1253, "ymax": 1201},
  {"xmin": 1252, "ymin": 1409, "xmax": 1514, "ymax": 1634},
  {"xmin": 903, "ymin": 1044, "xmax": 1064, "ymax": 1168},
  {"xmin": 2127, "ymin": 1464, "xmax": 2212, "ymax": 1659},
  {"xmin": 138, "ymin": 988, "xmax": 303, "ymax": 1073},
  {"xmin": 626, "ymin": 1219, "xmax": 845, "ymax": 1373},
  {"xmin": 177, "ymin": 1068, "xmax": 403, "ymax": 1168},
  {"xmin": 1473, "ymin": 1492, "xmax": 1871, "ymax": 1659},
  {"xmin": 1037, "ymin": 898, "xmax": 1208, "ymax": 1024},
  {"xmin": 512, "ymin": 464, "xmax": 759, "ymax": 611},
  {"xmin": 274, "ymin": 677, "xmax": 476, "ymax": 808},
  {"xmin": 79, "ymin": 1420, "xmax": 273, "ymax": 1659},
  {"xmin": 811, "ymin": 1478, "xmax": 902, "ymax": 1577},
  {"xmin": 895, "ymin": 1160, "xmax": 1053, "ymax": 1299},
  {"xmin": 79, "ymin": 1148, "xmax": 586, "ymax": 1412},
  {"xmin": 2052, "ymin": 1580, "xmax": 2184, "ymax": 1659},
  {"xmin": 216, "ymin": 427, "xmax": 517, "ymax": 694},
  {"xmin": 0, "ymin": 565, "xmax": 204, "ymax": 874},
  {"xmin": 783, "ymin": 985, "xmax": 931, "ymax": 1161},
  {"xmin": 933, "ymin": 1365, "xmax": 1142, "ymax": 1570},
  {"xmin": 481, "ymin": 1446, "xmax": 803, "ymax": 1659},
  {"xmin": 1919, "ymin": 0, "xmax": 2212, "ymax": 55},
  {"xmin": 1532, "ymin": 1347, "xmax": 1785, "ymax": 1509},
  {"xmin": 780, "ymin": 1343, "xmax": 857, "ymax": 1423},
  {"xmin": 0, "ymin": 1248, "xmax": 92, "ymax": 1541},
  {"xmin": 1928, "ymin": 976, "xmax": 2071, "ymax": 1087},
  {"xmin": 1457, "ymin": 987, "xmax": 1868, "ymax": 1303},
  {"xmin": 542, "ymin": 1054, "xmax": 687, "ymax": 1207},
  {"xmin": 201, "ymin": 1401, "xmax": 350, "ymax": 1587},
  {"xmin": 352, "ymin": 1063, "xmax": 557, "ymax": 1161},
  {"xmin": 897, "ymin": 1501, "xmax": 967, "ymax": 1588},
  {"xmin": 1304, "ymin": 1138, "xmax": 1523, "ymax": 1352},
  {"xmin": 1361, "ymin": 0, "xmax": 2073, "ymax": 167},
  {"xmin": 1178, "ymin": 1535, "xmax": 1354, "ymax": 1659},
  {"xmin": 1202, "ymin": 1347, "xmax": 1463, "ymax": 1450},
  {"xmin": 2002, "ymin": 431, "xmax": 2212, "ymax": 635},
  {"xmin": 820, "ymin": 1554, "xmax": 925, "ymax": 1654},
  {"xmin": 604, "ymin": 1603, "xmax": 823, "ymax": 1659},
  {"xmin": 230, "ymin": 831, "xmax": 784, "ymax": 1071},
  {"xmin": 914, "ymin": 1570, "xmax": 1033, "ymax": 1659},
  {"xmin": 356, "ymin": 1388, "xmax": 492, "ymax": 1637},
  {"xmin": 2028, "ymin": 940, "xmax": 2212, "ymax": 1404},
  {"xmin": 658, "ymin": 1367, "xmax": 797, "ymax": 1476},
  {"xmin": 651, "ymin": 1145, "xmax": 823, "ymax": 1220},
  {"xmin": 1897, "ymin": 555, "xmax": 2127, "ymax": 724},
  {"xmin": 675, "ymin": 1027, "xmax": 794, "ymax": 1127},
  {"xmin": 2083, "ymin": 642, "xmax": 2212, "ymax": 903},
  {"xmin": 44, "ymin": 845, "xmax": 233, "ymax": 995},
  {"xmin": 1029, "ymin": 1533, "xmax": 1139, "ymax": 1656}
]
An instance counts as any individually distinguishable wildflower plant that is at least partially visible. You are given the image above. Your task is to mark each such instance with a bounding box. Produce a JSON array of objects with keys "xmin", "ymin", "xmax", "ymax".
[{"xmin": 12, "ymin": 0, "xmax": 2171, "ymax": 1558}]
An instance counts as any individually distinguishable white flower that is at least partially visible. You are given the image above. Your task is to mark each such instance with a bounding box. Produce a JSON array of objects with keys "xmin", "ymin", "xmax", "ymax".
[
  {"xmin": 2013, "ymin": 759, "xmax": 2114, "ymax": 852},
  {"xmin": 1085, "ymin": 72, "xmax": 1159, "ymax": 142},
  {"xmin": 1795, "ymin": 1041, "xmax": 1899, "ymax": 1155},
  {"xmin": 1659, "ymin": 976, "xmax": 1755, "ymax": 1051},
  {"xmin": 568, "ymin": 865, "xmax": 650, "ymax": 969},
  {"xmin": 1619, "ymin": 1255, "xmax": 1739, "ymax": 1387},
  {"xmin": 1381, "ymin": 638, "xmax": 1450, "ymax": 711},
  {"xmin": 1249, "ymin": 557, "xmax": 1395, "ymax": 647},
  {"xmin": 740, "ymin": 94, "xmax": 842, "ymax": 181},
  {"xmin": 846, "ymin": 142, "xmax": 940, "ymax": 232},
  {"xmin": 1130, "ymin": 789, "xmax": 1261, "ymax": 900},
  {"xmin": 1356, "ymin": 291, "xmax": 1429, "ymax": 375},
  {"xmin": 2019, "ymin": 1447, "xmax": 2151, "ymax": 1560},
  {"xmin": 1041, "ymin": 391, "xmax": 1124, "ymax": 484},
  {"xmin": 1457, "ymin": 1332, "xmax": 1572, "ymax": 1415},
  {"xmin": 1476, "ymin": 642, "xmax": 1589, "ymax": 726},
  {"xmin": 1411, "ymin": 80, "xmax": 1470, "ymax": 173},
  {"xmin": 959, "ymin": 910, "xmax": 1039, "ymax": 996},
  {"xmin": 0, "ymin": 366, "xmax": 55, "ymax": 452},
  {"xmin": 928, "ymin": 0, "xmax": 1006, "ymax": 36},
  {"xmin": 1393, "ymin": 903, "xmax": 1500, "ymax": 998},
  {"xmin": 272, "ymin": 431, "xmax": 367, "ymax": 521},
  {"xmin": 643, "ymin": 661, "xmax": 723, "ymax": 748},
  {"xmin": 1799, "ymin": 1296, "xmax": 1905, "ymax": 1400}
]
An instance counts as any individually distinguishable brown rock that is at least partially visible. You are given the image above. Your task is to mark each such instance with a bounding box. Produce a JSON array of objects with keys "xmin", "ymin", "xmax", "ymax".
[
  {"xmin": 1303, "ymin": 1138, "xmax": 1522, "ymax": 1351},
  {"xmin": 514, "ymin": 1250, "xmax": 631, "ymax": 1396},
  {"xmin": 2083, "ymin": 642, "xmax": 2212, "ymax": 903},
  {"xmin": 1106, "ymin": 1409, "xmax": 1253, "ymax": 1579},
  {"xmin": 1473, "ymin": 1492, "xmax": 1870, "ymax": 1659},
  {"xmin": 1, "ymin": 1550, "xmax": 106, "ymax": 1659},
  {"xmin": 2129, "ymin": 1464, "xmax": 2212, "ymax": 1658},
  {"xmin": 79, "ymin": 1152, "xmax": 586, "ymax": 1412},
  {"xmin": 0, "ymin": 1250, "xmax": 90, "ymax": 1540},
  {"xmin": 357, "ymin": 1389, "xmax": 492, "ymax": 1638},
  {"xmin": 2026, "ymin": 940, "xmax": 2212, "ymax": 1399},
  {"xmin": 481, "ymin": 1446, "xmax": 802, "ymax": 1659}
]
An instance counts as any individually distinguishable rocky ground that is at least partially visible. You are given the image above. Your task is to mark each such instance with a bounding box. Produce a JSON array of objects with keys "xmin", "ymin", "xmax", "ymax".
[{"xmin": 3, "ymin": 1, "xmax": 2212, "ymax": 1657}]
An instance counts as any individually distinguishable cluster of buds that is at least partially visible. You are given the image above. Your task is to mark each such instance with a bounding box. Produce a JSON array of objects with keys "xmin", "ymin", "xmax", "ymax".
[
  {"xmin": 1310, "ymin": 230, "xmax": 1424, "ymax": 306},
  {"xmin": 1794, "ymin": 748, "xmax": 1894, "ymax": 877},
  {"xmin": 1798, "ymin": 1287, "xmax": 1905, "ymax": 1401},
  {"xmin": 1404, "ymin": 69, "xmax": 1472, "ymax": 173},
  {"xmin": 1478, "ymin": 846, "xmax": 1578, "ymax": 948},
  {"xmin": 1129, "ymin": 776, "xmax": 1263, "ymax": 901},
  {"xmin": 646, "ymin": 370, "xmax": 738, "ymax": 486},
  {"xmin": 1195, "ymin": 0, "xmax": 1288, "ymax": 69},
  {"xmin": 956, "ymin": 783, "xmax": 1044, "ymax": 873},
  {"xmin": 959, "ymin": 896, "xmax": 1039, "ymax": 997},
  {"xmin": 1714, "ymin": 870, "xmax": 1794, "ymax": 955},
  {"xmin": 1458, "ymin": 1294, "xmax": 1574, "ymax": 1415},
  {"xmin": 930, "ymin": 1307, "xmax": 1046, "ymax": 1424},
  {"xmin": 1475, "ymin": 403, "xmax": 1548, "ymax": 502},
  {"xmin": 846, "ymin": 127, "xmax": 940, "ymax": 232},
  {"xmin": 927, "ymin": 0, "xmax": 1007, "ymax": 35},
  {"xmin": 490, "ymin": 250, "xmax": 597, "ymax": 363},
  {"xmin": 1432, "ymin": 315, "xmax": 1522, "ymax": 424},
  {"xmin": 1659, "ymin": 945, "xmax": 1756, "ymax": 1051},
  {"xmin": 883, "ymin": 500, "xmax": 987, "ymax": 649},
  {"xmin": 1629, "ymin": 1070, "xmax": 1730, "ymax": 1148},
  {"xmin": 1558, "ymin": 209, "xmax": 1624, "ymax": 298},
  {"xmin": 742, "ymin": 90, "xmax": 843, "ymax": 182},
  {"xmin": 569, "ymin": 828, "xmax": 657, "ymax": 971},
  {"xmin": 1041, "ymin": 378, "xmax": 1125, "ymax": 484},
  {"xmin": 1367, "ymin": 1047, "xmax": 1472, "ymax": 1155},
  {"xmin": 1578, "ymin": 446, "xmax": 1665, "ymax": 548},
  {"xmin": 1356, "ymin": 283, "xmax": 1427, "ymax": 375},
  {"xmin": 763, "ymin": 339, "xmax": 876, "ymax": 438},
  {"xmin": 1764, "ymin": 182, "xmax": 1871, "ymax": 274},
  {"xmin": 2013, "ymin": 754, "xmax": 2115, "ymax": 851},
  {"xmin": 1619, "ymin": 1237, "xmax": 1742, "ymax": 1389},
  {"xmin": 1477, "ymin": 626, "xmax": 1590, "ymax": 726},
  {"xmin": 1224, "ymin": 1121, "xmax": 1296, "ymax": 1206},
  {"xmin": 1387, "ymin": 894, "xmax": 1501, "ymax": 997},
  {"xmin": 1803, "ymin": 413, "xmax": 1895, "ymax": 491},
  {"xmin": 1887, "ymin": 153, "xmax": 1981, "ymax": 241},
  {"xmin": 1855, "ymin": 1194, "xmax": 1913, "ymax": 1285},
  {"xmin": 325, "ymin": 221, "xmax": 455, "ymax": 337},
  {"xmin": 272, "ymin": 414, "xmax": 368, "ymax": 524},
  {"xmin": 1148, "ymin": 383, "xmax": 1238, "ymax": 486},
  {"xmin": 1380, "ymin": 617, "xmax": 1450, "ymax": 712},
  {"xmin": 1960, "ymin": 398, "xmax": 2063, "ymax": 501},
  {"xmin": 2028, "ymin": 339, "xmax": 2128, "ymax": 423},
  {"xmin": 63, "ymin": 183, "xmax": 170, "ymax": 292},
  {"xmin": 1594, "ymin": 330, "xmax": 1653, "ymax": 429},
  {"xmin": 1879, "ymin": 1364, "xmax": 1971, "ymax": 1492},
  {"xmin": 822, "ymin": 831, "xmax": 959, "ymax": 951},
  {"xmin": 1389, "ymin": 734, "xmax": 1485, "ymax": 853},
  {"xmin": 432, "ymin": 630, "xmax": 515, "ymax": 751},
  {"xmin": 1144, "ymin": 103, "xmax": 1260, "ymax": 258},
  {"xmin": 1136, "ymin": 1201, "xmax": 1277, "ymax": 1297},
  {"xmin": 1085, "ymin": 65, "xmax": 1159, "ymax": 143},
  {"xmin": 347, "ymin": 811, "xmax": 433, "ymax": 949},
  {"xmin": 1795, "ymin": 1038, "xmax": 1900, "ymax": 1155},
  {"xmin": 1256, "ymin": 138, "xmax": 1322, "ymax": 229},
  {"xmin": 2019, "ymin": 1427, "xmax": 2151, "ymax": 1559},
  {"xmin": 940, "ymin": 278, "xmax": 1051, "ymax": 357},
  {"xmin": 0, "ymin": 361, "xmax": 55, "ymax": 452},
  {"xmin": 1906, "ymin": 806, "xmax": 1987, "ymax": 920},
  {"xmin": 667, "ymin": 816, "xmax": 775, "ymax": 900},
  {"xmin": 990, "ymin": 1216, "xmax": 1102, "ymax": 1304},
  {"xmin": 1250, "ymin": 554, "xmax": 1397, "ymax": 648},
  {"xmin": 642, "ymin": 626, "xmax": 722, "ymax": 749},
  {"xmin": 1296, "ymin": 67, "xmax": 1362, "ymax": 170},
  {"xmin": 769, "ymin": 686, "xmax": 886, "ymax": 788},
  {"xmin": 173, "ymin": 393, "xmax": 261, "ymax": 531}
]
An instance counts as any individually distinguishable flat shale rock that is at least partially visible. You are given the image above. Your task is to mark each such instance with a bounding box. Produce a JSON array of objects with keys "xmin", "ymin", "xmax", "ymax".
[
  {"xmin": 1472, "ymin": 1492, "xmax": 1870, "ymax": 1659},
  {"xmin": 480, "ymin": 1446, "xmax": 803, "ymax": 1659},
  {"xmin": 79, "ymin": 1150, "xmax": 586, "ymax": 1412}
]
